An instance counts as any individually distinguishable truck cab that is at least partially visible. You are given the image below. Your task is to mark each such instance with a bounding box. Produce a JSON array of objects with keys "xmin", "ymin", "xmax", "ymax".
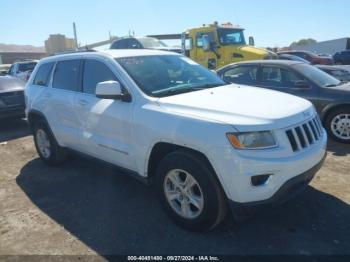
[{"xmin": 182, "ymin": 22, "xmax": 275, "ymax": 69}]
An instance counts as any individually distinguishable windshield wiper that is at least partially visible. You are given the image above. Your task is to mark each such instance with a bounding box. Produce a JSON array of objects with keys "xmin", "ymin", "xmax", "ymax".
[
  {"xmin": 154, "ymin": 83, "xmax": 225, "ymax": 97},
  {"xmin": 193, "ymin": 83, "xmax": 225, "ymax": 89}
]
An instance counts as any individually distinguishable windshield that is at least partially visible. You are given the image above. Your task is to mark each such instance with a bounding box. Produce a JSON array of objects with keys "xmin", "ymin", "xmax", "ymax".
[
  {"xmin": 294, "ymin": 63, "xmax": 341, "ymax": 87},
  {"xmin": 18, "ymin": 62, "xmax": 37, "ymax": 72},
  {"xmin": 218, "ymin": 28, "xmax": 246, "ymax": 45},
  {"xmin": 116, "ymin": 55, "xmax": 225, "ymax": 97},
  {"xmin": 280, "ymin": 54, "xmax": 310, "ymax": 64},
  {"xmin": 138, "ymin": 38, "xmax": 167, "ymax": 48}
]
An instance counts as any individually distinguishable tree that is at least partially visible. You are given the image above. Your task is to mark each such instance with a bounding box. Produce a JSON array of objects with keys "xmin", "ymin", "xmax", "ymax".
[{"xmin": 290, "ymin": 38, "xmax": 317, "ymax": 48}]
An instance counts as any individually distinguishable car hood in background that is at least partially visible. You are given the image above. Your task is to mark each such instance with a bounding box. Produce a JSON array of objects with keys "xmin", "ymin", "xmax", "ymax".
[
  {"xmin": 157, "ymin": 84, "xmax": 313, "ymax": 132},
  {"xmin": 322, "ymin": 83, "xmax": 350, "ymax": 92},
  {"xmin": 0, "ymin": 76, "xmax": 25, "ymax": 93}
]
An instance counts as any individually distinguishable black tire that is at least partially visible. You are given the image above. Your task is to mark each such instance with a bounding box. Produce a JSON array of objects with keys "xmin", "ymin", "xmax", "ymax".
[
  {"xmin": 324, "ymin": 107, "xmax": 350, "ymax": 144},
  {"xmin": 155, "ymin": 150, "xmax": 227, "ymax": 231},
  {"xmin": 33, "ymin": 120, "xmax": 67, "ymax": 165}
]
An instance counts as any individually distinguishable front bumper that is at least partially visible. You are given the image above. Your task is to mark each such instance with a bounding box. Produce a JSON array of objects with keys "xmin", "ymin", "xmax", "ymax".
[
  {"xmin": 208, "ymin": 122, "xmax": 327, "ymax": 203},
  {"xmin": 228, "ymin": 152, "xmax": 326, "ymax": 218}
]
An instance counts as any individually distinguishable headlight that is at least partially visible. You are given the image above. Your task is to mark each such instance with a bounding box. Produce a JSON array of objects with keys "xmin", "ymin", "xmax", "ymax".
[{"xmin": 226, "ymin": 131, "xmax": 277, "ymax": 149}]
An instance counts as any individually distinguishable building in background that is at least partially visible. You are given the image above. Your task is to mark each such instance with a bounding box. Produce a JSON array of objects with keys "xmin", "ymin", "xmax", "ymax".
[
  {"xmin": 45, "ymin": 34, "xmax": 76, "ymax": 54},
  {"xmin": 293, "ymin": 37, "xmax": 350, "ymax": 55},
  {"xmin": 0, "ymin": 52, "xmax": 46, "ymax": 64},
  {"xmin": 0, "ymin": 44, "xmax": 46, "ymax": 64}
]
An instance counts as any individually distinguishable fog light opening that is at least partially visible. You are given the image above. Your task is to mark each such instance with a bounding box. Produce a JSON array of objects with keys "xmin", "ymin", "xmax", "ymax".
[{"xmin": 251, "ymin": 174, "xmax": 273, "ymax": 186}]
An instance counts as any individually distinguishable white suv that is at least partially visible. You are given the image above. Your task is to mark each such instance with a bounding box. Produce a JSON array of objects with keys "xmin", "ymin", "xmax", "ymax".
[{"xmin": 25, "ymin": 50, "xmax": 327, "ymax": 231}]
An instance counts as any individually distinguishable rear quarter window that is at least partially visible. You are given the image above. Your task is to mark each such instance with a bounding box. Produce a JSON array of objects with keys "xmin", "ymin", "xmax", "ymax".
[{"xmin": 33, "ymin": 62, "xmax": 54, "ymax": 86}]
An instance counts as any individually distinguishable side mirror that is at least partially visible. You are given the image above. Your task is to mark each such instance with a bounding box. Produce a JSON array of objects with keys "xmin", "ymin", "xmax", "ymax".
[
  {"xmin": 202, "ymin": 35, "xmax": 211, "ymax": 51},
  {"xmin": 96, "ymin": 81, "xmax": 131, "ymax": 101},
  {"xmin": 294, "ymin": 80, "xmax": 310, "ymax": 89},
  {"xmin": 248, "ymin": 36, "xmax": 255, "ymax": 46}
]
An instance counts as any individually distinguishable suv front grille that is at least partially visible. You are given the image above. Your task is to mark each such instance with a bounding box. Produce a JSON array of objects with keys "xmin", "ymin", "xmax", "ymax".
[
  {"xmin": 0, "ymin": 91, "xmax": 24, "ymax": 106},
  {"xmin": 285, "ymin": 116, "xmax": 323, "ymax": 152}
]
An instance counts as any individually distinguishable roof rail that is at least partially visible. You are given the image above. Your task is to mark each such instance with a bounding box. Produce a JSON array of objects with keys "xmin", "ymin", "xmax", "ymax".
[{"xmin": 49, "ymin": 49, "xmax": 97, "ymax": 56}]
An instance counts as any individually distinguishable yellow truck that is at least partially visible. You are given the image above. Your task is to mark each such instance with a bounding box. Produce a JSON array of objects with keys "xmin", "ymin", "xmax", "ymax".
[{"xmin": 150, "ymin": 22, "xmax": 276, "ymax": 69}]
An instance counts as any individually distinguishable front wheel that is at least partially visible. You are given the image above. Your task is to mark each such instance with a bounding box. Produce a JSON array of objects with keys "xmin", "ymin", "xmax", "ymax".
[
  {"xmin": 325, "ymin": 107, "xmax": 350, "ymax": 143},
  {"xmin": 155, "ymin": 150, "xmax": 227, "ymax": 231},
  {"xmin": 33, "ymin": 120, "xmax": 67, "ymax": 165}
]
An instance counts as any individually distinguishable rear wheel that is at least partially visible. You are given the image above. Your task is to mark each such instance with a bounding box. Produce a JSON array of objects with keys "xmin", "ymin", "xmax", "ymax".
[
  {"xmin": 325, "ymin": 107, "xmax": 350, "ymax": 144},
  {"xmin": 156, "ymin": 150, "xmax": 227, "ymax": 231},
  {"xmin": 33, "ymin": 120, "xmax": 67, "ymax": 165}
]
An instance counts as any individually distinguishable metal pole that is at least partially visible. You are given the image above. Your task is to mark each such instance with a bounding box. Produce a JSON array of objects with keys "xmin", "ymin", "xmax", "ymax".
[{"xmin": 73, "ymin": 22, "xmax": 78, "ymax": 49}]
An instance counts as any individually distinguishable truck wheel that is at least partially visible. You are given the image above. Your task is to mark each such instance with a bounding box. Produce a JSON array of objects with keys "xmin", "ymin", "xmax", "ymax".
[
  {"xmin": 33, "ymin": 120, "xmax": 67, "ymax": 165},
  {"xmin": 325, "ymin": 107, "xmax": 350, "ymax": 144},
  {"xmin": 155, "ymin": 150, "xmax": 227, "ymax": 231}
]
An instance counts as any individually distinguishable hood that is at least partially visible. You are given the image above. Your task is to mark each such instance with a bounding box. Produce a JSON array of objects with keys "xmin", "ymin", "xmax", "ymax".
[
  {"xmin": 157, "ymin": 84, "xmax": 314, "ymax": 132},
  {"xmin": 0, "ymin": 76, "xmax": 25, "ymax": 94},
  {"xmin": 237, "ymin": 45, "xmax": 270, "ymax": 57}
]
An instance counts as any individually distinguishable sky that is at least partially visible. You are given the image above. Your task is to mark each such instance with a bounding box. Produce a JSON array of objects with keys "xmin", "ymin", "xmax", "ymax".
[{"xmin": 0, "ymin": 0, "xmax": 349, "ymax": 48}]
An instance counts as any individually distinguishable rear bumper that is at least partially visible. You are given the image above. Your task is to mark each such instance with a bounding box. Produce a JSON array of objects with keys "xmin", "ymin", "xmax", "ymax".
[
  {"xmin": 0, "ymin": 106, "xmax": 25, "ymax": 119},
  {"xmin": 228, "ymin": 152, "xmax": 326, "ymax": 218}
]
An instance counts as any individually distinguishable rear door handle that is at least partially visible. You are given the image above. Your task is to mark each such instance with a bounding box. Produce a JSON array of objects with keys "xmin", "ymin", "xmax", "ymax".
[
  {"xmin": 78, "ymin": 99, "xmax": 88, "ymax": 106},
  {"xmin": 44, "ymin": 93, "xmax": 52, "ymax": 98}
]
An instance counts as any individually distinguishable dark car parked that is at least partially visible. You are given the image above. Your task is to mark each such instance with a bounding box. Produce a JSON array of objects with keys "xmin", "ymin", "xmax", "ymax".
[
  {"xmin": 217, "ymin": 60, "xmax": 350, "ymax": 143},
  {"xmin": 278, "ymin": 50, "xmax": 334, "ymax": 65},
  {"xmin": 110, "ymin": 36, "xmax": 182, "ymax": 53},
  {"xmin": 0, "ymin": 76, "xmax": 26, "ymax": 120},
  {"xmin": 333, "ymin": 50, "xmax": 350, "ymax": 65}
]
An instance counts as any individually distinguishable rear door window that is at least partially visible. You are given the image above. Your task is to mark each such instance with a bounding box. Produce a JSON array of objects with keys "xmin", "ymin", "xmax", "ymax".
[
  {"xmin": 33, "ymin": 62, "xmax": 54, "ymax": 86},
  {"xmin": 52, "ymin": 60, "xmax": 81, "ymax": 92},
  {"xmin": 261, "ymin": 66, "xmax": 304, "ymax": 88},
  {"xmin": 82, "ymin": 60, "xmax": 117, "ymax": 94},
  {"xmin": 222, "ymin": 65, "xmax": 258, "ymax": 85}
]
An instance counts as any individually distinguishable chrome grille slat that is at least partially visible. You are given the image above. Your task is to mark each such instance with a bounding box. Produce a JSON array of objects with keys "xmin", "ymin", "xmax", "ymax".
[
  {"xmin": 313, "ymin": 118, "xmax": 321, "ymax": 137},
  {"xmin": 286, "ymin": 116, "xmax": 323, "ymax": 152},
  {"xmin": 301, "ymin": 125, "xmax": 310, "ymax": 147},
  {"xmin": 291, "ymin": 128, "xmax": 302, "ymax": 151},
  {"xmin": 316, "ymin": 117, "xmax": 323, "ymax": 134},
  {"xmin": 309, "ymin": 120, "xmax": 319, "ymax": 140},
  {"xmin": 306, "ymin": 122, "xmax": 315, "ymax": 143}
]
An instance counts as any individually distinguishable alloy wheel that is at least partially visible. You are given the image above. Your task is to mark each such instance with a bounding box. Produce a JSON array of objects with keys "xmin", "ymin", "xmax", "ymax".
[
  {"xmin": 163, "ymin": 169, "xmax": 204, "ymax": 219},
  {"xmin": 331, "ymin": 114, "xmax": 350, "ymax": 140},
  {"xmin": 36, "ymin": 129, "xmax": 51, "ymax": 158}
]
